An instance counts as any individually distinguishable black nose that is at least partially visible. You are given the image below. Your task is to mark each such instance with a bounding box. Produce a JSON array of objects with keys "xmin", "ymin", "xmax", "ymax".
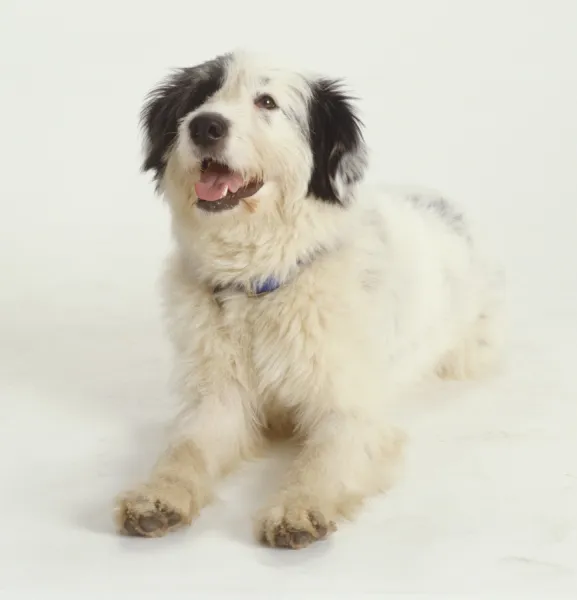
[{"xmin": 189, "ymin": 113, "xmax": 229, "ymax": 148}]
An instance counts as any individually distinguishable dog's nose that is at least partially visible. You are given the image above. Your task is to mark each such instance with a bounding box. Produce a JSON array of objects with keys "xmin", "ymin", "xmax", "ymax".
[{"xmin": 189, "ymin": 113, "xmax": 229, "ymax": 148}]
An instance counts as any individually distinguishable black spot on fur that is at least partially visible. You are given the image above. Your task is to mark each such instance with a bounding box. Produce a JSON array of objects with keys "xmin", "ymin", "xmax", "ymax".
[
  {"xmin": 408, "ymin": 194, "xmax": 467, "ymax": 235},
  {"xmin": 141, "ymin": 55, "xmax": 229, "ymax": 184},
  {"xmin": 307, "ymin": 79, "xmax": 367, "ymax": 205}
]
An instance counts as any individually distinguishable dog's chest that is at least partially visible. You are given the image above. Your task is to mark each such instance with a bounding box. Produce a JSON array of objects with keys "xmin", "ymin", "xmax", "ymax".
[{"xmin": 214, "ymin": 289, "xmax": 330, "ymax": 406}]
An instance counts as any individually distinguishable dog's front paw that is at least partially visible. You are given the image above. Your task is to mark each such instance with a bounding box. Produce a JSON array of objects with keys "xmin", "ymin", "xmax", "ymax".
[
  {"xmin": 114, "ymin": 483, "xmax": 195, "ymax": 538},
  {"xmin": 257, "ymin": 501, "xmax": 337, "ymax": 549}
]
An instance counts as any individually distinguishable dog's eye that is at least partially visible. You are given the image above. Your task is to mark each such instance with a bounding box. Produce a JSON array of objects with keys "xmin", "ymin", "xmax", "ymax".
[{"xmin": 254, "ymin": 94, "xmax": 277, "ymax": 110}]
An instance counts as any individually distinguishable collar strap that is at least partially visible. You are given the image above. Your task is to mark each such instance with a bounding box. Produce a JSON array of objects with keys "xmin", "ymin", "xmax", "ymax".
[
  {"xmin": 213, "ymin": 274, "xmax": 287, "ymax": 298},
  {"xmin": 210, "ymin": 243, "xmax": 336, "ymax": 299},
  {"xmin": 212, "ymin": 250, "xmax": 320, "ymax": 299}
]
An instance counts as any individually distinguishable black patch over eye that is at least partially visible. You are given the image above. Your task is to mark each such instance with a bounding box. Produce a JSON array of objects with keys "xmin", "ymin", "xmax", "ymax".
[
  {"xmin": 140, "ymin": 54, "xmax": 229, "ymax": 185},
  {"xmin": 254, "ymin": 94, "xmax": 277, "ymax": 110}
]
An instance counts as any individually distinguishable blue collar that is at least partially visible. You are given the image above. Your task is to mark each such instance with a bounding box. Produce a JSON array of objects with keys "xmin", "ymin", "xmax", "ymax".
[
  {"xmin": 212, "ymin": 256, "xmax": 313, "ymax": 299},
  {"xmin": 213, "ymin": 273, "xmax": 292, "ymax": 298},
  {"xmin": 248, "ymin": 275, "xmax": 285, "ymax": 297},
  {"xmin": 211, "ymin": 245, "xmax": 334, "ymax": 300}
]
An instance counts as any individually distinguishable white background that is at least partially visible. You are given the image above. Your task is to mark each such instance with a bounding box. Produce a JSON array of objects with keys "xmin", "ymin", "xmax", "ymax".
[{"xmin": 1, "ymin": 0, "xmax": 576, "ymax": 597}]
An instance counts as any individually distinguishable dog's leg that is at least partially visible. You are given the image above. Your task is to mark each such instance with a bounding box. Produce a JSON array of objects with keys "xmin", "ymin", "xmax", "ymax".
[
  {"xmin": 115, "ymin": 390, "xmax": 259, "ymax": 538},
  {"xmin": 257, "ymin": 411, "xmax": 404, "ymax": 549}
]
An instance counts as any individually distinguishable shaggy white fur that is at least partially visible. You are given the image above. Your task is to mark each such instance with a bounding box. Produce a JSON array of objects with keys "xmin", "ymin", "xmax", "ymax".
[{"xmin": 114, "ymin": 50, "xmax": 504, "ymax": 548}]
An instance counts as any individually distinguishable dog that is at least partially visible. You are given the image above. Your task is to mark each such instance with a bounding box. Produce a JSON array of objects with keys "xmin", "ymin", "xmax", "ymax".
[{"xmin": 114, "ymin": 50, "xmax": 504, "ymax": 548}]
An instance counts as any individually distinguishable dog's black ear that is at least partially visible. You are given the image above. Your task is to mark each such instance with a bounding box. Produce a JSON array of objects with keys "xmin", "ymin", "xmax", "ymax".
[
  {"xmin": 140, "ymin": 56, "xmax": 228, "ymax": 185},
  {"xmin": 306, "ymin": 78, "xmax": 367, "ymax": 205}
]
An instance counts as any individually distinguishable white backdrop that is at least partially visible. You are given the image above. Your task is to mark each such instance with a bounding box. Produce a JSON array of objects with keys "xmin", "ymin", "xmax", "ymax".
[{"xmin": 1, "ymin": 0, "xmax": 576, "ymax": 596}]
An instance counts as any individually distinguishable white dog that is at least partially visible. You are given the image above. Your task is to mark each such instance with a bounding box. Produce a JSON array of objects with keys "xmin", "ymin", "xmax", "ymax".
[{"xmin": 114, "ymin": 50, "xmax": 504, "ymax": 548}]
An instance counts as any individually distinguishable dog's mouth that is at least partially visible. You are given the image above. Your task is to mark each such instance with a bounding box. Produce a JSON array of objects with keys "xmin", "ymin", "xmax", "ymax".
[{"xmin": 194, "ymin": 159, "xmax": 263, "ymax": 213}]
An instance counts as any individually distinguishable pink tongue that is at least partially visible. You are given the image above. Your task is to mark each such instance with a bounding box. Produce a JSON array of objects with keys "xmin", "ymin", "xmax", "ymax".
[{"xmin": 195, "ymin": 171, "xmax": 245, "ymax": 202}]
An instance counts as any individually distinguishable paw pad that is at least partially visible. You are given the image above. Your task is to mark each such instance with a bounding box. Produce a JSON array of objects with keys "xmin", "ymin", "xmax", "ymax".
[
  {"xmin": 261, "ymin": 509, "xmax": 336, "ymax": 549},
  {"xmin": 120, "ymin": 498, "xmax": 184, "ymax": 538}
]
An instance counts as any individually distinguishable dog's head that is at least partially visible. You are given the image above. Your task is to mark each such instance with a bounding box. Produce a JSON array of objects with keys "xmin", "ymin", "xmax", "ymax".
[{"xmin": 141, "ymin": 51, "xmax": 367, "ymax": 214}]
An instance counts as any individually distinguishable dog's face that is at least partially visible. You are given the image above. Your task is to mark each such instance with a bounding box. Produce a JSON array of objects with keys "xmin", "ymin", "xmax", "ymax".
[{"xmin": 141, "ymin": 51, "xmax": 367, "ymax": 214}]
